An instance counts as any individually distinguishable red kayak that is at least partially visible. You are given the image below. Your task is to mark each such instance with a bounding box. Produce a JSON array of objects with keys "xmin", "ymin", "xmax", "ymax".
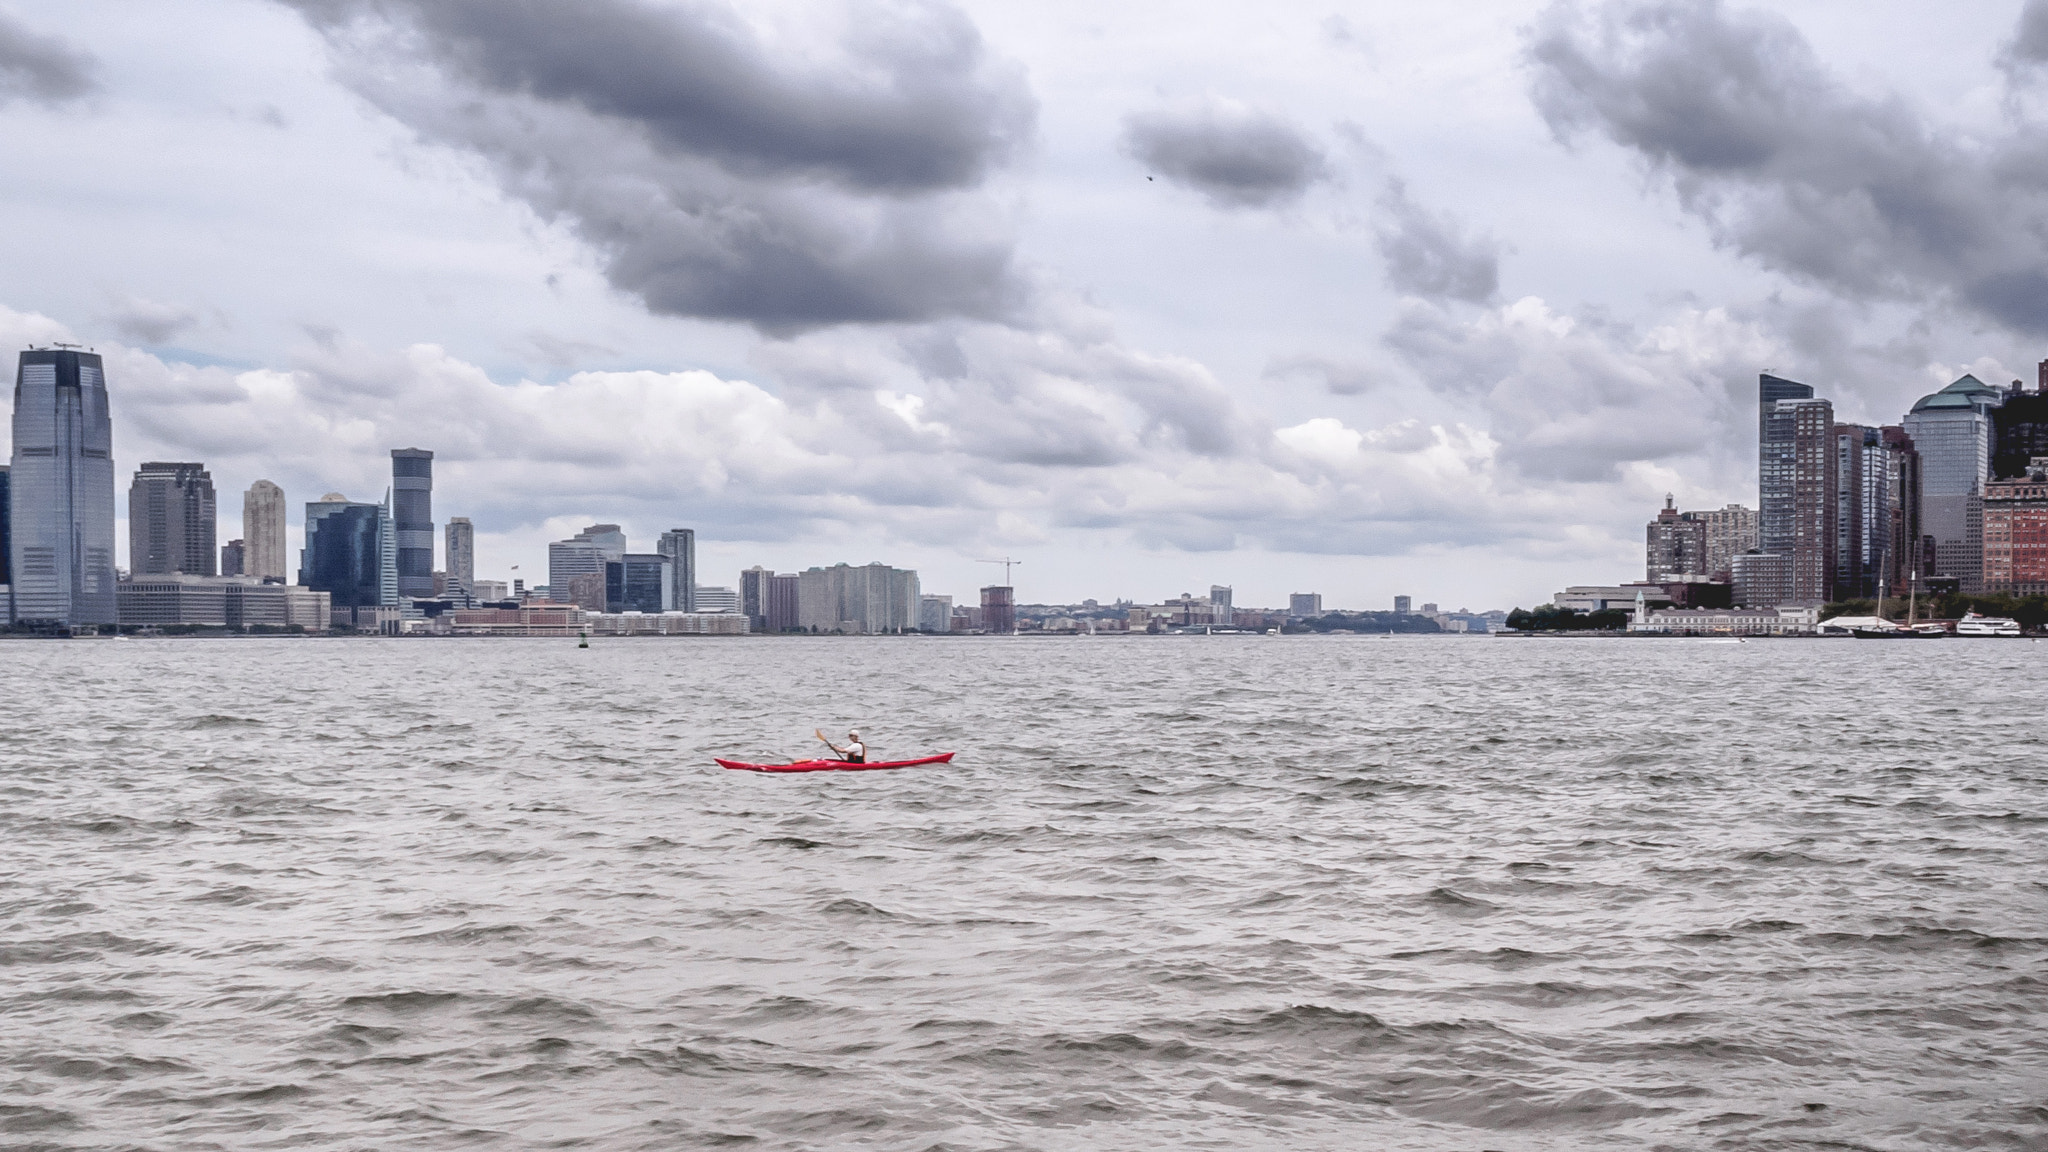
[{"xmin": 714, "ymin": 753, "xmax": 956, "ymax": 774}]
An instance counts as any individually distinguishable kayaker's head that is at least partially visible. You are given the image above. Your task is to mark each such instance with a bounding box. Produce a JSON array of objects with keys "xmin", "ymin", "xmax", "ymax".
[{"xmin": 848, "ymin": 730, "xmax": 861, "ymax": 740}]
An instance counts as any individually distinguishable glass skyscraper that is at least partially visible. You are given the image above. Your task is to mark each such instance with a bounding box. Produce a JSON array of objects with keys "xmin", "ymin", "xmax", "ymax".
[
  {"xmin": 391, "ymin": 448, "xmax": 434, "ymax": 600},
  {"xmin": 1758, "ymin": 373, "xmax": 1814, "ymax": 557},
  {"xmin": 10, "ymin": 348, "xmax": 116, "ymax": 626},
  {"xmin": 657, "ymin": 528, "xmax": 695, "ymax": 613},
  {"xmin": 128, "ymin": 461, "xmax": 217, "ymax": 576},
  {"xmin": 1903, "ymin": 374, "xmax": 2001, "ymax": 588},
  {"xmin": 300, "ymin": 494, "xmax": 395, "ymax": 609}
]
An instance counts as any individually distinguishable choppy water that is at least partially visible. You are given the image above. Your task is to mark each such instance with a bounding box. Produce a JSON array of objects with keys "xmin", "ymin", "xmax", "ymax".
[{"xmin": 2, "ymin": 635, "xmax": 2045, "ymax": 1150}]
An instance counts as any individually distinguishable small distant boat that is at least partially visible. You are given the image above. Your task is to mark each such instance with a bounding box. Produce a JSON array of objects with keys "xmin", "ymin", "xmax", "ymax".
[
  {"xmin": 714, "ymin": 753, "xmax": 956, "ymax": 774},
  {"xmin": 1853, "ymin": 624, "xmax": 1944, "ymax": 638},
  {"xmin": 1954, "ymin": 612, "xmax": 2023, "ymax": 638}
]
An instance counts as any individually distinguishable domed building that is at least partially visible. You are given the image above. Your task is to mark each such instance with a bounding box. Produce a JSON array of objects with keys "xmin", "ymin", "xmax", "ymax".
[{"xmin": 1903, "ymin": 374, "xmax": 2003, "ymax": 590}]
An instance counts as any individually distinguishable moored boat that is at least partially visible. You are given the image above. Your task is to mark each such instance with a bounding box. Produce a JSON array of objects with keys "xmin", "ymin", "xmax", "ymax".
[{"xmin": 1954, "ymin": 612, "xmax": 2023, "ymax": 637}]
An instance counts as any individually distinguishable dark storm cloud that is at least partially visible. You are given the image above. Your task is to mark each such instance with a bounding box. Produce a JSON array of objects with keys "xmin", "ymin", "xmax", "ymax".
[
  {"xmin": 1375, "ymin": 180, "xmax": 1499, "ymax": 302},
  {"xmin": 1121, "ymin": 102, "xmax": 1327, "ymax": 208},
  {"xmin": 2003, "ymin": 0, "xmax": 2048, "ymax": 73},
  {"xmin": 1527, "ymin": 0, "xmax": 2048, "ymax": 335},
  {"xmin": 282, "ymin": 0, "xmax": 1033, "ymax": 331},
  {"xmin": 0, "ymin": 12, "xmax": 95, "ymax": 105}
]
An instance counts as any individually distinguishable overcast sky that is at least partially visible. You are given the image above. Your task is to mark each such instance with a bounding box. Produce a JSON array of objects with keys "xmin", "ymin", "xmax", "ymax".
[{"xmin": 3, "ymin": 0, "xmax": 2043, "ymax": 610}]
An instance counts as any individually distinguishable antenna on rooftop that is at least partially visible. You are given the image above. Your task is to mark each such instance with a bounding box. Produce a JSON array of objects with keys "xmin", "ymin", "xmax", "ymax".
[{"xmin": 978, "ymin": 557, "xmax": 1023, "ymax": 585}]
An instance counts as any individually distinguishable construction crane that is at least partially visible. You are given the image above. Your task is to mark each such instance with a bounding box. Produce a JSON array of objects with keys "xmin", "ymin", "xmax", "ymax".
[{"xmin": 977, "ymin": 557, "xmax": 1023, "ymax": 586}]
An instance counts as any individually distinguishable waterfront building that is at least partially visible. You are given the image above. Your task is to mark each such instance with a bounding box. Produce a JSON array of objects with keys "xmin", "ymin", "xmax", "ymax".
[
  {"xmin": 657, "ymin": 528, "xmax": 696, "ymax": 613},
  {"xmin": 1393, "ymin": 595, "xmax": 1411, "ymax": 614},
  {"xmin": 548, "ymin": 524, "xmax": 626, "ymax": 597},
  {"xmin": 1903, "ymin": 374, "xmax": 2002, "ymax": 589},
  {"xmin": 740, "ymin": 565, "xmax": 772, "ymax": 630},
  {"xmin": 129, "ymin": 462, "xmax": 216, "ymax": 576},
  {"xmin": 1731, "ymin": 551, "xmax": 1794, "ymax": 607},
  {"xmin": 221, "ymin": 539, "xmax": 244, "ymax": 576},
  {"xmin": 981, "ymin": 584, "xmax": 1015, "ymax": 634},
  {"xmin": 390, "ymin": 449, "xmax": 434, "ymax": 599},
  {"xmin": 1628, "ymin": 605, "xmax": 1819, "ymax": 636},
  {"xmin": 767, "ymin": 572, "xmax": 799, "ymax": 631},
  {"xmin": 1646, "ymin": 496, "xmax": 1708, "ymax": 580},
  {"xmin": 243, "ymin": 480, "xmax": 288, "ymax": 582},
  {"xmin": 565, "ymin": 571, "xmax": 607, "ymax": 611},
  {"xmin": 1783, "ymin": 396, "xmax": 1837, "ymax": 602},
  {"xmin": 118, "ymin": 574, "xmax": 329, "ymax": 630},
  {"xmin": 446, "ymin": 603, "xmax": 586, "ymax": 636},
  {"xmin": 444, "ymin": 517, "xmax": 473, "ymax": 595},
  {"xmin": 586, "ymin": 611, "xmax": 750, "ymax": 636},
  {"xmin": 300, "ymin": 493, "xmax": 395, "ymax": 608},
  {"xmin": 1981, "ymin": 456, "xmax": 2048, "ymax": 596},
  {"xmin": 797, "ymin": 562, "xmax": 920, "ymax": 632},
  {"xmin": 1881, "ymin": 427, "xmax": 1923, "ymax": 589},
  {"xmin": 0, "ymin": 465, "xmax": 11, "ymax": 604},
  {"xmin": 11, "ymin": 348, "xmax": 117, "ymax": 626},
  {"xmin": 607, "ymin": 553, "xmax": 672, "ymax": 614},
  {"xmin": 1288, "ymin": 593, "xmax": 1323, "ymax": 617},
  {"xmin": 694, "ymin": 584, "xmax": 740, "ymax": 614},
  {"xmin": 919, "ymin": 593, "xmax": 953, "ymax": 633},
  {"xmin": 1552, "ymin": 584, "xmax": 1675, "ymax": 613},
  {"xmin": 1209, "ymin": 585, "xmax": 1233, "ymax": 626}
]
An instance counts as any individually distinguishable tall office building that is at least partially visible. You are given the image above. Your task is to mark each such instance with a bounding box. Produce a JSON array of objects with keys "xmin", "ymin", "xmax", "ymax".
[
  {"xmin": 391, "ymin": 449, "xmax": 434, "ymax": 599},
  {"xmin": 0, "ymin": 465, "xmax": 11, "ymax": 593},
  {"xmin": 657, "ymin": 528, "xmax": 696, "ymax": 613},
  {"xmin": 11, "ymin": 348, "xmax": 116, "ymax": 626},
  {"xmin": 606, "ymin": 553, "xmax": 672, "ymax": 614},
  {"xmin": 1832, "ymin": 424, "xmax": 1891, "ymax": 599},
  {"xmin": 1881, "ymin": 427, "xmax": 1923, "ymax": 589},
  {"xmin": 1289, "ymin": 593, "xmax": 1323, "ymax": 617},
  {"xmin": 243, "ymin": 479, "xmax": 287, "ymax": 582},
  {"xmin": 1903, "ymin": 374, "xmax": 2001, "ymax": 589},
  {"xmin": 128, "ymin": 462, "xmax": 216, "ymax": 576},
  {"xmin": 300, "ymin": 493, "xmax": 395, "ymax": 608},
  {"xmin": 549, "ymin": 524, "xmax": 626, "ymax": 598},
  {"xmin": 444, "ymin": 517, "xmax": 474, "ymax": 594},
  {"xmin": 1990, "ymin": 365, "xmax": 2048, "ymax": 479},
  {"xmin": 1209, "ymin": 585, "xmax": 1233, "ymax": 626},
  {"xmin": 1758, "ymin": 373, "xmax": 1815, "ymax": 557},
  {"xmin": 221, "ymin": 538, "xmax": 245, "ymax": 576}
]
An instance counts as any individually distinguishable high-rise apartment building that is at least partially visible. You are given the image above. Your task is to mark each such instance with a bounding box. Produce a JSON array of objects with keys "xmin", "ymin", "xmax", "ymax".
[
  {"xmin": 1394, "ymin": 595, "xmax": 1412, "ymax": 614},
  {"xmin": 391, "ymin": 448, "xmax": 434, "ymax": 600},
  {"xmin": 1787, "ymin": 398, "xmax": 1837, "ymax": 602},
  {"xmin": 1903, "ymin": 374, "xmax": 2001, "ymax": 589},
  {"xmin": 1831, "ymin": 424, "xmax": 1892, "ymax": 599},
  {"xmin": 1289, "ymin": 593, "xmax": 1323, "ymax": 617},
  {"xmin": 11, "ymin": 348, "xmax": 117, "ymax": 626},
  {"xmin": 739, "ymin": 565, "xmax": 772, "ymax": 631},
  {"xmin": 1881, "ymin": 427, "xmax": 1923, "ymax": 588},
  {"xmin": 918, "ymin": 593, "xmax": 953, "ymax": 633},
  {"xmin": 657, "ymin": 528, "xmax": 696, "ymax": 614},
  {"xmin": 221, "ymin": 539, "xmax": 245, "ymax": 576},
  {"xmin": 128, "ymin": 462, "xmax": 216, "ymax": 576},
  {"xmin": 767, "ymin": 572, "xmax": 799, "ymax": 632},
  {"xmin": 548, "ymin": 524, "xmax": 626, "ymax": 597},
  {"xmin": 796, "ymin": 562, "xmax": 920, "ymax": 632},
  {"xmin": 1732, "ymin": 551, "xmax": 1794, "ymax": 607},
  {"xmin": 1209, "ymin": 584, "xmax": 1233, "ymax": 626},
  {"xmin": 1646, "ymin": 496, "xmax": 1708, "ymax": 580},
  {"xmin": 1981, "ymin": 456, "xmax": 2048, "ymax": 596},
  {"xmin": 980, "ymin": 584, "xmax": 1014, "ymax": 634},
  {"xmin": 1758, "ymin": 373, "xmax": 1815, "ymax": 557},
  {"xmin": 300, "ymin": 493, "xmax": 395, "ymax": 608},
  {"xmin": 1695, "ymin": 505, "xmax": 1758, "ymax": 580},
  {"xmin": 444, "ymin": 517, "xmax": 474, "ymax": 594},
  {"xmin": 243, "ymin": 480, "xmax": 287, "ymax": 582}
]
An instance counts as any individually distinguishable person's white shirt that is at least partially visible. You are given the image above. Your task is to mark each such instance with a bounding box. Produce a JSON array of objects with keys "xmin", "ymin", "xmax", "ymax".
[{"xmin": 844, "ymin": 740, "xmax": 866, "ymax": 761}]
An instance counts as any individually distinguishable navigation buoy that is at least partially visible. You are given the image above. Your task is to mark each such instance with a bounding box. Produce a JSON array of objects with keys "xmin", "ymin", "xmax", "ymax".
[{"xmin": 578, "ymin": 631, "xmax": 588, "ymax": 649}]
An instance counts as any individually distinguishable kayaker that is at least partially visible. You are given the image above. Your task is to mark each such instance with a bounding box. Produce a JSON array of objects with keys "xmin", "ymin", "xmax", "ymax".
[{"xmin": 817, "ymin": 729, "xmax": 866, "ymax": 764}]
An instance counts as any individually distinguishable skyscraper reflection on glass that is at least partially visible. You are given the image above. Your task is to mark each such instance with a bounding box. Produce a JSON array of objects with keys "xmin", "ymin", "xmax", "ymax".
[{"xmin": 10, "ymin": 349, "xmax": 116, "ymax": 626}]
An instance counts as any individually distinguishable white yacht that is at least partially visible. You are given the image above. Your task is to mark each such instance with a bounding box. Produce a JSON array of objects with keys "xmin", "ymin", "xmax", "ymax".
[{"xmin": 1955, "ymin": 611, "xmax": 2024, "ymax": 638}]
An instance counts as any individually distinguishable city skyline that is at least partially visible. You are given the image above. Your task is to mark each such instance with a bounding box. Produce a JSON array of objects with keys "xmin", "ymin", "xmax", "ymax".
[{"xmin": 9, "ymin": 3, "xmax": 2048, "ymax": 606}]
